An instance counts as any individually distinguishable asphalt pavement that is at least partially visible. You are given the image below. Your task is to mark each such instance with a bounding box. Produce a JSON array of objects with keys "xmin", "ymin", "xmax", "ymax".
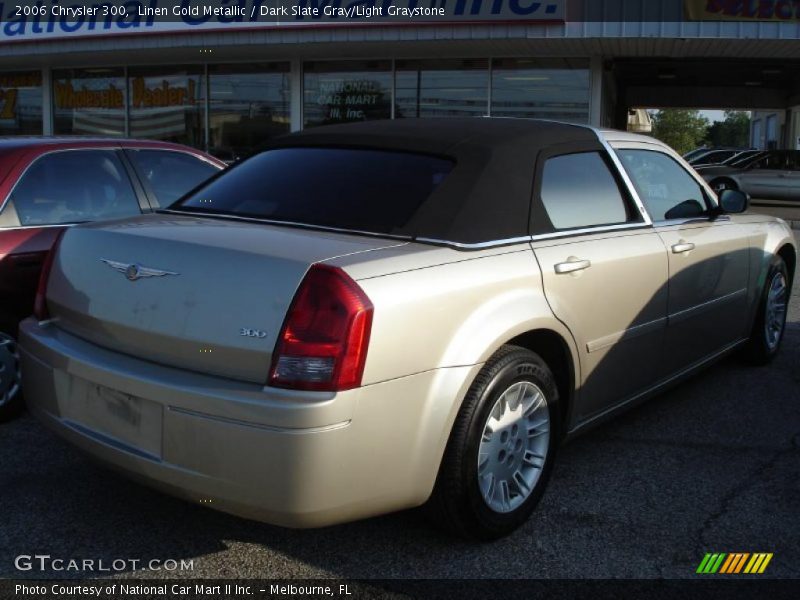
[{"xmin": 1, "ymin": 236, "xmax": 798, "ymax": 581}]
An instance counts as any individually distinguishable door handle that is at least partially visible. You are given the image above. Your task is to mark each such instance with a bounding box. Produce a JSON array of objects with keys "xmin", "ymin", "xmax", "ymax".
[
  {"xmin": 672, "ymin": 242, "xmax": 695, "ymax": 254},
  {"xmin": 554, "ymin": 258, "xmax": 591, "ymax": 274}
]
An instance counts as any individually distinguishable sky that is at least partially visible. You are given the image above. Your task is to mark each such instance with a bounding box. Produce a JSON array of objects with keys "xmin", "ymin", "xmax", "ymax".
[{"xmin": 701, "ymin": 110, "xmax": 727, "ymax": 122}]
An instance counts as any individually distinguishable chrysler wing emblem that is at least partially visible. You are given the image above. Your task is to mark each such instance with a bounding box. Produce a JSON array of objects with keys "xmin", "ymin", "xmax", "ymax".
[{"xmin": 100, "ymin": 259, "xmax": 179, "ymax": 282}]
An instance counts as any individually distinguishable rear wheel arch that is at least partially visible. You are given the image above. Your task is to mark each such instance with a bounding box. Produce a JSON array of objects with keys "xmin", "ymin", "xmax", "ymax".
[
  {"xmin": 504, "ymin": 329, "xmax": 575, "ymax": 439},
  {"xmin": 777, "ymin": 244, "xmax": 796, "ymax": 287}
]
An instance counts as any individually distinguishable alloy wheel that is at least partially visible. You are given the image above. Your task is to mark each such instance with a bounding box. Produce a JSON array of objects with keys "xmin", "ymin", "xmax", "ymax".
[
  {"xmin": 765, "ymin": 271, "xmax": 788, "ymax": 351},
  {"xmin": 477, "ymin": 381, "xmax": 550, "ymax": 513}
]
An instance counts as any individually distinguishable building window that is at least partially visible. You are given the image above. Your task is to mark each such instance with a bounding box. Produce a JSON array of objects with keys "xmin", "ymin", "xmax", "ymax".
[
  {"xmin": 128, "ymin": 66, "xmax": 204, "ymax": 147},
  {"xmin": 395, "ymin": 59, "xmax": 489, "ymax": 119},
  {"xmin": 0, "ymin": 71, "xmax": 43, "ymax": 135},
  {"xmin": 303, "ymin": 60, "xmax": 392, "ymax": 128},
  {"xmin": 53, "ymin": 68, "xmax": 126, "ymax": 136},
  {"xmin": 766, "ymin": 114, "xmax": 778, "ymax": 150},
  {"xmin": 491, "ymin": 58, "xmax": 590, "ymax": 123},
  {"xmin": 208, "ymin": 63, "xmax": 290, "ymax": 162},
  {"xmin": 752, "ymin": 119, "xmax": 763, "ymax": 149}
]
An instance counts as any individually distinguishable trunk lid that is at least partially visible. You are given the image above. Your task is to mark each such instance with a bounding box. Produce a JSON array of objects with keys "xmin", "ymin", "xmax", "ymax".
[{"xmin": 46, "ymin": 214, "xmax": 406, "ymax": 383}]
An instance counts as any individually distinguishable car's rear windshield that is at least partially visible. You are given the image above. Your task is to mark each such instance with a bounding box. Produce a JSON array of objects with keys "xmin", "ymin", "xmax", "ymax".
[{"xmin": 171, "ymin": 147, "xmax": 454, "ymax": 237}]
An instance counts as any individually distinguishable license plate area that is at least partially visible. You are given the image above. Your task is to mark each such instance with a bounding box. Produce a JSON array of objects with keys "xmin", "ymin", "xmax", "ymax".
[{"xmin": 59, "ymin": 374, "xmax": 163, "ymax": 459}]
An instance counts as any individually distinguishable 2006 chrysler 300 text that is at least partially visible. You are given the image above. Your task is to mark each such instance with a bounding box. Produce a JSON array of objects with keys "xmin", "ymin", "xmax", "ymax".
[{"xmin": 20, "ymin": 119, "xmax": 796, "ymax": 539}]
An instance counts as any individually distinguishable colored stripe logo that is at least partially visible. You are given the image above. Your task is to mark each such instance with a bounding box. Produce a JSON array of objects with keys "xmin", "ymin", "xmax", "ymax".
[{"xmin": 697, "ymin": 553, "xmax": 773, "ymax": 574}]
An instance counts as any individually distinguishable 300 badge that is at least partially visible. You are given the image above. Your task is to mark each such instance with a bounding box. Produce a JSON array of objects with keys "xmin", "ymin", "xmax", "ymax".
[{"xmin": 240, "ymin": 328, "xmax": 267, "ymax": 339}]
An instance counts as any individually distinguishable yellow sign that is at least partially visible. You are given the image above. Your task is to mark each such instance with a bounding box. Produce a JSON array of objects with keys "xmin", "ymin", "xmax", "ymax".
[
  {"xmin": 54, "ymin": 82, "xmax": 124, "ymax": 110},
  {"xmin": 686, "ymin": 0, "xmax": 800, "ymax": 21},
  {"xmin": 0, "ymin": 72, "xmax": 41, "ymax": 120},
  {"xmin": 51, "ymin": 77, "xmax": 198, "ymax": 111}
]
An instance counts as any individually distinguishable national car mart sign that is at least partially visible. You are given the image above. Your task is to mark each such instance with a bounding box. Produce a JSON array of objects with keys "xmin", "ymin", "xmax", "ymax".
[
  {"xmin": 685, "ymin": 0, "xmax": 800, "ymax": 21},
  {"xmin": 0, "ymin": 0, "xmax": 567, "ymax": 43}
]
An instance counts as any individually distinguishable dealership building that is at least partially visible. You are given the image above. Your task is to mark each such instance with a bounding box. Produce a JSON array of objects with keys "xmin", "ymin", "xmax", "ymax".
[{"xmin": 1, "ymin": 0, "xmax": 799, "ymax": 160}]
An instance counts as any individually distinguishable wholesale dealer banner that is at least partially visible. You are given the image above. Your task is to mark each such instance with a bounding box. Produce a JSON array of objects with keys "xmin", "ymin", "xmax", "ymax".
[
  {"xmin": 0, "ymin": 0, "xmax": 567, "ymax": 43},
  {"xmin": 685, "ymin": 0, "xmax": 800, "ymax": 21}
]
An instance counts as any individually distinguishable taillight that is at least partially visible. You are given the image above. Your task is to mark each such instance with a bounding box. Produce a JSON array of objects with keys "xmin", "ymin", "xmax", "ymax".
[
  {"xmin": 33, "ymin": 230, "xmax": 65, "ymax": 321},
  {"xmin": 269, "ymin": 264, "xmax": 373, "ymax": 392}
]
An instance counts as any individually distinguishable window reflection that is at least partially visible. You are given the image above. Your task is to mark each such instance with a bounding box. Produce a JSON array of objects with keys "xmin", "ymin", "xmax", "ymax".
[
  {"xmin": 0, "ymin": 71, "xmax": 43, "ymax": 135},
  {"xmin": 303, "ymin": 61, "xmax": 392, "ymax": 128},
  {"xmin": 395, "ymin": 59, "xmax": 488, "ymax": 118},
  {"xmin": 491, "ymin": 58, "xmax": 590, "ymax": 123},
  {"xmin": 208, "ymin": 63, "xmax": 290, "ymax": 162},
  {"xmin": 128, "ymin": 67, "xmax": 204, "ymax": 147},
  {"xmin": 0, "ymin": 57, "xmax": 594, "ymax": 149},
  {"xmin": 53, "ymin": 68, "xmax": 126, "ymax": 136}
]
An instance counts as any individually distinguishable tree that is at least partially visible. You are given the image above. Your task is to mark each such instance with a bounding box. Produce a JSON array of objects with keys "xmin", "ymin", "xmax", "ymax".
[
  {"xmin": 650, "ymin": 109, "xmax": 710, "ymax": 155},
  {"xmin": 704, "ymin": 111, "xmax": 751, "ymax": 148}
]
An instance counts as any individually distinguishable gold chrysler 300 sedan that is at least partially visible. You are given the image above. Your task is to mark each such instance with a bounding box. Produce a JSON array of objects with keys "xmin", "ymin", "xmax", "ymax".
[{"xmin": 20, "ymin": 119, "xmax": 796, "ymax": 539}]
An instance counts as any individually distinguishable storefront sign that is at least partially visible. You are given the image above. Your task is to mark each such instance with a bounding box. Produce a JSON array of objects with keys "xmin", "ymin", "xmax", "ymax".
[
  {"xmin": 0, "ymin": 0, "xmax": 567, "ymax": 43},
  {"xmin": 52, "ymin": 77, "xmax": 196, "ymax": 109},
  {"xmin": 317, "ymin": 79, "xmax": 385, "ymax": 121},
  {"xmin": 685, "ymin": 0, "xmax": 800, "ymax": 21}
]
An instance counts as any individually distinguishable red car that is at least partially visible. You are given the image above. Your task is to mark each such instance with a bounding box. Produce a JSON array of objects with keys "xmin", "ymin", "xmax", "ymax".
[{"xmin": 0, "ymin": 138, "xmax": 224, "ymax": 420}]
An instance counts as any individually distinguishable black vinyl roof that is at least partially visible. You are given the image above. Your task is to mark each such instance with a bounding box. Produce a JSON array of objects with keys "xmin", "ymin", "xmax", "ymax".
[{"xmin": 267, "ymin": 118, "xmax": 599, "ymax": 245}]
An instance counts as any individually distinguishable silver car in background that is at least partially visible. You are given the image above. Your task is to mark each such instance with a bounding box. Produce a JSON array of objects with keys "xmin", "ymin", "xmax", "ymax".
[
  {"xmin": 20, "ymin": 119, "xmax": 796, "ymax": 539},
  {"xmin": 697, "ymin": 150, "xmax": 800, "ymax": 200}
]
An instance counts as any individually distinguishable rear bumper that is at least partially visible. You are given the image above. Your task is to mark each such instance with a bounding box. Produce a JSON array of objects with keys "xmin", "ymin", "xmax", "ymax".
[{"xmin": 19, "ymin": 318, "xmax": 478, "ymax": 527}]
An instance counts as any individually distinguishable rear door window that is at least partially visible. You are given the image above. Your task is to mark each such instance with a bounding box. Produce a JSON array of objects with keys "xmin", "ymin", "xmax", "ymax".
[
  {"xmin": 11, "ymin": 150, "xmax": 141, "ymax": 226},
  {"xmin": 127, "ymin": 149, "xmax": 221, "ymax": 207},
  {"xmin": 173, "ymin": 147, "xmax": 454, "ymax": 236},
  {"xmin": 538, "ymin": 151, "xmax": 636, "ymax": 231}
]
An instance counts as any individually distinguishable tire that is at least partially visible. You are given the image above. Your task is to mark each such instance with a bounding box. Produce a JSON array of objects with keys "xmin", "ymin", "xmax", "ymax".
[
  {"xmin": 0, "ymin": 332, "xmax": 24, "ymax": 423},
  {"xmin": 742, "ymin": 257, "xmax": 790, "ymax": 365},
  {"xmin": 429, "ymin": 345, "xmax": 561, "ymax": 540},
  {"xmin": 710, "ymin": 178, "xmax": 738, "ymax": 194}
]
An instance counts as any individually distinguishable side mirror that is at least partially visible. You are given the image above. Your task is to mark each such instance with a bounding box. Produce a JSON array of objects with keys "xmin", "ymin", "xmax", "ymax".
[{"xmin": 718, "ymin": 189, "xmax": 749, "ymax": 214}]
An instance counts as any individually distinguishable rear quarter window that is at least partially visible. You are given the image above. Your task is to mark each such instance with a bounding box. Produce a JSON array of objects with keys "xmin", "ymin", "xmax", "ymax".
[
  {"xmin": 538, "ymin": 151, "xmax": 635, "ymax": 231},
  {"xmin": 174, "ymin": 147, "xmax": 454, "ymax": 236}
]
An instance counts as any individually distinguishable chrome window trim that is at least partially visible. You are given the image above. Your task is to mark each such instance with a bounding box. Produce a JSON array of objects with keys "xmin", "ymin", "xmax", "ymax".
[
  {"xmin": 159, "ymin": 208, "xmax": 415, "ymax": 244},
  {"xmin": 588, "ymin": 127, "xmax": 654, "ymax": 227},
  {"xmin": 0, "ymin": 222, "xmax": 79, "ymax": 231},
  {"xmin": 124, "ymin": 147, "xmax": 223, "ymax": 170},
  {"xmin": 528, "ymin": 222, "xmax": 652, "ymax": 242},
  {"xmin": 651, "ymin": 215, "xmax": 731, "ymax": 228},
  {"xmin": 163, "ymin": 208, "xmax": 654, "ymax": 251},
  {"xmin": 415, "ymin": 236, "xmax": 534, "ymax": 249}
]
